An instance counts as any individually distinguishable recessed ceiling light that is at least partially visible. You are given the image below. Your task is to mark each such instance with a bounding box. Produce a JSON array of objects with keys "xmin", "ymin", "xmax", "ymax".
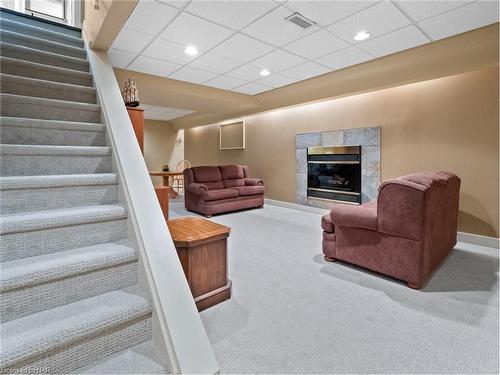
[
  {"xmin": 185, "ymin": 45, "xmax": 198, "ymax": 56},
  {"xmin": 354, "ymin": 31, "xmax": 370, "ymax": 41},
  {"xmin": 259, "ymin": 69, "xmax": 270, "ymax": 77}
]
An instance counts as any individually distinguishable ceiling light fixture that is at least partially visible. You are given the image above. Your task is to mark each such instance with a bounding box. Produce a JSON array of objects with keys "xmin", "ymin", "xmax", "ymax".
[
  {"xmin": 354, "ymin": 31, "xmax": 370, "ymax": 41},
  {"xmin": 184, "ymin": 45, "xmax": 198, "ymax": 56},
  {"xmin": 259, "ymin": 69, "xmax": 270, "ymax": 77}
]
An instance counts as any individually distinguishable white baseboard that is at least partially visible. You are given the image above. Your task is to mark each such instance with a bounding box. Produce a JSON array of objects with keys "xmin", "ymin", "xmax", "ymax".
[
  {"xmin": 265, "ymin": 198, "xmax": 499, "ymax": 250},
  {"xmin": 265, "ymin": 198, "xmax": 329, "ymax": 214},
  {"xmin": 457, "ymin": 232, "xmax": 499, "ymax": 249}
]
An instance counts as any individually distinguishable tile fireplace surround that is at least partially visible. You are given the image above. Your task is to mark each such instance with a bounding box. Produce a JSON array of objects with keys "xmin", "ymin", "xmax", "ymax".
[{"xmin": 296, "ymin": 126, "xmax": 381, "ymax": 209}]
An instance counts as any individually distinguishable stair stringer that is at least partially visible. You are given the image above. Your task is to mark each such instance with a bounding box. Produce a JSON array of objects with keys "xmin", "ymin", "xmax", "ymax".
[{"xmin": 83, "ymin": 39, "xmax": 219, "ymax": 374}]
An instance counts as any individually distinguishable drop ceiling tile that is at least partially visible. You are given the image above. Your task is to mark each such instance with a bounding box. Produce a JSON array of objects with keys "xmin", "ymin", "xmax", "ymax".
[
  {"xmin": 107, "ymin": 48, "xmax": 136, "ymax": 68},
  {"xmin": 358, "ymin": 25, "xmax": 429, "ymax": 57},
  {"xmin": 158, "ymin": 12, "xmax": 233, "ymax": 54},
  {"xmin": 204, "ymin": 76, "xmax": 248, "ymax": 90},
  {"xmin": 210, "ymin": 33, "xmax": 274, "ymax": 63},
  {"xmin": 169, "ymin": 66, "xmax": 218, "ymax": 84},
  {"xmin": 111, "ymin": 27, "xmax": 154, "ymax": 53},
  {"xmin": 328, "ymin": 1, "xmax": 411, "ymax": 43},
  {"xmin": 124, "ymin": 1, "xmax": 178, "ymax": 35},
  {"xmin": 283, "ymin": 29, "xmax": 349, "ymax": 59},
  {"xmin": 189, "ymin": 53, "xmax": 242, "ymax": 74},
  {"xmin": 233, "ymin": 82, "xmax": 273, "ymax": 95},
  {"xmin": 128, "ymin": 56, "xmax": 181, "ymax": 77},
  {"xmin": 226, "ymin": 64, "xmax": 263, "ymax": 81},
  {"xmin": 418, "ymin": 1, "xmax": 500, "ymax": 41},
  {"xmin": 281, "ymin": 61, "xmax": 330, "ymax": 80},
  {"xmin": 256, "ymin": 73, "xmax": 299, "ymax": 88},
  {"xmin": 156, "ymin": 0, "xmax": 189, "ymax": 9},
  {"xmin": 185, "ymin": 0, "xmax": 279, "ymax": 30},
  {"xmin": 283, "ymin": 0, "xmax": 377, "ymax": 27},
  {"xmin": 394, "ymin": 0, "xmax": 473, "ymax": 22},
  {"xmin": 142, "ymin": 38, "xmax": 195, "ymax": 65},
  {"xmin": 317, "ymin": 46, "xmax": 372, "ymax": 70},
  {"xmin": 251, "ymin": 49, "xmax": 306, "ymax": 73},
  {"xmin": 242, "ymin": 6, "xmax": 319, "ymax": 46}
]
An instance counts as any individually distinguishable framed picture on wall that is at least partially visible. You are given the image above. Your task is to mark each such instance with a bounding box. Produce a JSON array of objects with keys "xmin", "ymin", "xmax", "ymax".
[{"xmin": 219, "ymin": 121, "xmax": 245, "ymax": 150}]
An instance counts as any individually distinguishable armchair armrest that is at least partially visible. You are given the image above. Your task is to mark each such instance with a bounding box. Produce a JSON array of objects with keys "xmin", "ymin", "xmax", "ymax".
[
  {"xmin": 244, "ymin": 178, "xmax": 263, "ymax": 186},
  {"xmin": 330, "ymin": 203, "xmax": 377, "ymax": 231},
  {"xmin": 187, "ymin": 183, "xmax": 208, "ymax": 195}
]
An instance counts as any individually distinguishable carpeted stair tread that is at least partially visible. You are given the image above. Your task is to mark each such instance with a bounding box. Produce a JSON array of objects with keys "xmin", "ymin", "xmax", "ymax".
[
  {"xmin": 0, "ymin": 173, "xmax": 118, "ymax": 190},
  {"xmin": 0, "ymin": 144, "xmax": 111, "ymax": 156},
  {"xmin": 0, "ymin": 42, "xmax": 89, "ymax": 72},
  {"xmin": 76, "ymin": 340, "xmax": 170, "ymax": 374},
  {"xmin": 0, "ymin": 241, "xmax": 137, "ymax": 292},
  {"xmin": 0, "ymin": 17, "xmax": 84, "ymax": 47},
  {"xmin": 0, "ymin": 56, "xmax": 93, "ymax": 86},
  {"xmin": 0, "ymin": 116, "xmax": 104, "ymax": 132},
  {"xmin": 0, "ymin": 289, "xmax": 152, "ymax": 369},
  {"xmin": 0, "ymin": 73, "xmax": 96, "ymax": 103},
  {"xmin": 0, "ymin": 29, "xmax": 86, "ymax": 59},
  {"xmin": 0, "ymin": 205, "xmax": 127, "ymax": 235},
  {"xmin": 0, "ymin": 10, "xmax": 81, "ymax": 37}
]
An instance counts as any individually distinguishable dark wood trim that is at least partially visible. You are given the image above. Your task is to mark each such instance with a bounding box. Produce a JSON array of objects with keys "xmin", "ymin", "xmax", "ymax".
[{"xmin": 195, "ymin": 280, "xmax": 232, "ymax": 312}]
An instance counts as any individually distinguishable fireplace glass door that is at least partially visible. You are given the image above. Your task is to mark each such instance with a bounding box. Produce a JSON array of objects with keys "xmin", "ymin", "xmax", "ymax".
[{"xmin": 307, "ymin": 163, "xmax": 360, "ymax": 193}]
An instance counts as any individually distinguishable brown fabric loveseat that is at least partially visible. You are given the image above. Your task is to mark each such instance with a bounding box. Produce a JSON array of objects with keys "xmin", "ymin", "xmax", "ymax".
[
  {"xmin": 184, "ymin": 165, "xmax": 264, "ymax": 217},
  {"xmin": 322, "ymin": 171, "xmax": 461, "ymax": 289}
]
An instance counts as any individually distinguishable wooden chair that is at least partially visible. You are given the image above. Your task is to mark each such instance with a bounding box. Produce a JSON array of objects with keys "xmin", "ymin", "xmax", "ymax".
[{"xmin": 171, "ymin": 160, "xmax": 190, "ymax": 194}]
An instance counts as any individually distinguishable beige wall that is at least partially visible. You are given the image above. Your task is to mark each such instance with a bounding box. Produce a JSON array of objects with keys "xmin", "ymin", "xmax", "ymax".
[
  {"xmin": 144, "ymin": 120, "xmax": 184, "ymax": 187},
  {"xmin": 185, "ymin": 67, "xmax": 499, "ymax": 238}
]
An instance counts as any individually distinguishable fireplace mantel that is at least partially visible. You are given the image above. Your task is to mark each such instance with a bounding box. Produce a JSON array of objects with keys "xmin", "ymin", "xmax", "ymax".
[{"xmin": 295, "ymin": 126, "xmax": 381, "ymax": 209}]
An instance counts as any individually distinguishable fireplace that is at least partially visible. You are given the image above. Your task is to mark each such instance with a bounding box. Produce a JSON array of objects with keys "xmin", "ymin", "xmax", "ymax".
[{"xmin": 307, "ymin": 146, "xmax": 361, "ymax": 205}]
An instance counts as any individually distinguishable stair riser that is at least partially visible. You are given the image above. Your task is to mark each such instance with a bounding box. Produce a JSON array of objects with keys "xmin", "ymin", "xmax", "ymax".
[
  {"xmin": 0, "ymin": 219, "xmax": 128, "ymax": 262},
  {"xmin": 0, "ymin": 59, "xmax": 93, "ymax": 86},
  {"xmin": 4, "ymin": 316, "xmax": 152, "ymax": 374},
  {"xmin": 0, "ymin": 184, "xmax": 119, "ymax": 214},
  {"xmin": 0, "ymin": 126, "xmax": 106, "ymax": 146},
  {"xmin": 0, "ymin": 100, "xmax": 101, "ymax": 122},
  {"xmin": 1, "ymin": 44, "xmax": 89, "ymax": 72},
  {"xmin": 1, "ymin": 262, "xmax": 138, "ymax": 322},
  {"xmin": 0, "ymin": 154, "xmax": 112, "ymax": 176},
  {"xmin": 0, "ymin": 21, "xmax": 83, "ymax": 48},
  {"xmin": 0, "ymin": 31, "xmax": 86, "ymax": 59},
  {"xmin": 0, "ymin": 78, "xmax": 96, "ymax": 104}
]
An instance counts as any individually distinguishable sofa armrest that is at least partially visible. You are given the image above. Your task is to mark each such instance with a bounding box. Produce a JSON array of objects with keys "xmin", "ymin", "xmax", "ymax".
[
  {"xmin": 187, "ymin": 183, "xmax": 208, "ymax": 195},
  {"xmin": 330, "ymin": 203, "xmax": 377, "ymax": 231},
  {"xmin": 244, "ymin": 178, "xmax": 263, "ymax": 186}
]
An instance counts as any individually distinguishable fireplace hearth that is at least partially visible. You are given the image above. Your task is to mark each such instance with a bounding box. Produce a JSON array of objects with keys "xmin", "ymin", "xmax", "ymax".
[{"xmin": 307, "ymin": 146, "xmax": 361, "ymax": 204}]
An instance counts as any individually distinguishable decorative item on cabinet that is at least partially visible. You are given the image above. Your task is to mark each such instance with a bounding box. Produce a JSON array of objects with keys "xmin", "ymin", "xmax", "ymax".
[{"xmin": 122, "ymin": 77, "xmax": 140, "ymax": 107}]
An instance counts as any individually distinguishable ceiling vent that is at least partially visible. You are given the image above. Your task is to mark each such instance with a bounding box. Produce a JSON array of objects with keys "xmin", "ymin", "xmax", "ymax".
[{"xmin": 285, "ymin": 12, "xmax": 316, "ymax": 29}]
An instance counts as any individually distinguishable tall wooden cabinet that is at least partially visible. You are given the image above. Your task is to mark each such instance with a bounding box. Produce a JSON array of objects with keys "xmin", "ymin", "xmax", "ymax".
[
  {"xmin": 127, "ymin": 106, "xmax": 169, "ymax": 220},
  {"xmin": 126, "ymin": 107, "xmax": 144, "ymax": 154}
]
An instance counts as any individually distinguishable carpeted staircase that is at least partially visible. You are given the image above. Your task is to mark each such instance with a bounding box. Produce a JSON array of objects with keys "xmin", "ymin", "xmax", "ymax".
[{"xmin": 0, "ymin": 10, "xmax": 167, "ymax": 374}]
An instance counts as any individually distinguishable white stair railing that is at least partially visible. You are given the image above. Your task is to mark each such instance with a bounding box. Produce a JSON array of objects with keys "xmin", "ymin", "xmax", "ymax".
[{"xmin": 83, "ymin": 43, "xmax": 219, "ymax": 374}]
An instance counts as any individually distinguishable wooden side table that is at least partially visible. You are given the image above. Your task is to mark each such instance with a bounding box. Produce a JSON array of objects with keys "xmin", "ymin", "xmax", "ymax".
[
  {"xmin": 167, "ymin": 217, "xmax": 231, "ymax": 311},
  {"xmin": 126, "ymin": 107, "xmax": 144, "ymax": 154},
  {"xmin": 149, "ymin": 171, "xmax": 183, "ymax": 198}
]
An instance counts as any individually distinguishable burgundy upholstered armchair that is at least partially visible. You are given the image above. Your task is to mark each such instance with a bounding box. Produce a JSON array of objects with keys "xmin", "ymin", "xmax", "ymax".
[{"xmin": 322, "ymin": 171, "xmax": 461, "ymax": 289}]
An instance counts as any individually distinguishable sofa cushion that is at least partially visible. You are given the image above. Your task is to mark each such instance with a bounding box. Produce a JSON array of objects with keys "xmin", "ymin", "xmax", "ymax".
[
  {"xmin": 204, "ymin": 181, "xmax": 225, "ymax": 190},
  {"xmin": 321, "ymin": 214, "xmax": 334, "ymax": 233},
  {"xmin": 223, "ymin": 179, "xmax": 245, "ymax": 188},
  {"xmin": 230, "ymin": 185, "xmax": 265, "ymax": 196},
  {"xmin": 202, "ymin": 188, "xmax": 239, "ymax": 202},
  {"xmin": 219, "ymin": 165, "xmax": 244, "ymax": 180},
  {"xmin": 330, "ymin": 203, "xmax": 377, "ymax": 231},
  {"xmin": 192, "ymin": 166, "xmax": 222, "ymax": 183}
]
